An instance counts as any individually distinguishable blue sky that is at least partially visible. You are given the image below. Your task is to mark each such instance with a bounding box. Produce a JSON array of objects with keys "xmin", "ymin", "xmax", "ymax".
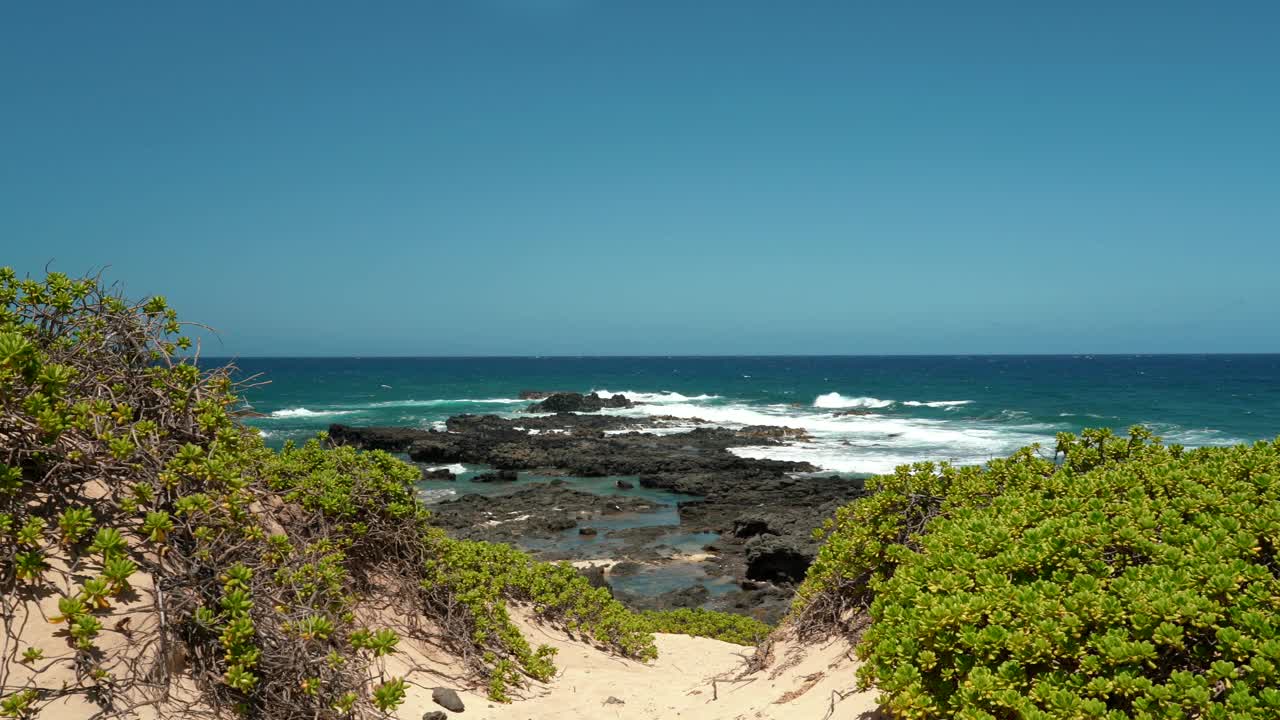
[{"xmin": 3, "ymin": 1, "xmax": 1278, "ymax": 356}]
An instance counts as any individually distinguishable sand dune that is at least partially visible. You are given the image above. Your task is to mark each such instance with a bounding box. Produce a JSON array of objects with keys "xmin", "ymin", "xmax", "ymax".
[
  {"xmin": 396, "ymin": 611, "xmax": 882, "ymax": 720},
  {"xmin": 7, "ymin": 564, "xmax": 881, "ymax": 719}
]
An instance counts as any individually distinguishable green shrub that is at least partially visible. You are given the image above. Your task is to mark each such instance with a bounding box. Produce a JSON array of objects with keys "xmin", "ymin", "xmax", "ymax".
[
  {"xmin": 640, "ymin": 608, "xmax": 771, "ymax": 646},
  {"xmin": 793, "ymin": 428, "xmax": 1168, "ymax": 634},
  {"xmin": 371, "ymin": 677, "xmax": 406, "ymax": 712},
  {"xmin": 56, "ymin": 506, "xmax": 94, "ymax": 546},
  {"xmin": 420, "ymin": 535, "xmax": 655, "ymax": 700},
  {"xmin": 1, "ymin": 268, "xmax": 784, "ymax": 716},
  {"xmin": 0, "ymin": 689, "xmax": 39, "ymax": 719},
  {"xmin": 858, "ymin": 436, "xmax": 1280, "ymax": 719}
]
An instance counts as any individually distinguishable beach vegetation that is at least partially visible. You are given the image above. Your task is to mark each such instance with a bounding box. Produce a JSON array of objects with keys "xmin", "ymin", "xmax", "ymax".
[
  {"xmin": 791, "ymin": 424, "xmax": 1280, "ymax": 718},
  {"xmin": 639, "ymin": 607, "xmax": 772, "ymax": 646},
  {"xmin": 0, "ymin": 267, "xmax": 672, "ymax": 716}
]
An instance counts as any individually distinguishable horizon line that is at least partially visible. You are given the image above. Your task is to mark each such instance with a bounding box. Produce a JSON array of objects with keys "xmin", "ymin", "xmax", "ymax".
[{"xmin": 199, "ymin": 352, "xmax": 1280, "ymax": 360}]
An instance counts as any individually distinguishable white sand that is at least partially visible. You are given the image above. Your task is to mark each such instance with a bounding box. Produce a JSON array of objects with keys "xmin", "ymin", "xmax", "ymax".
[
  {"xmin": 8, "ymin": 565, "xmax": 882, "ymax": 719},
  {"xmin": 397, "ymin": 613, "xmax": 882, "ymax": 720}
]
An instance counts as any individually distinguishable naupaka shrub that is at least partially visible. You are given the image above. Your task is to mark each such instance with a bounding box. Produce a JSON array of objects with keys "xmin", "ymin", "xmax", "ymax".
[
  {"xmin": 0, "ymin": 268, "xmax": 762, "ymax": 717},
  {"xmin": 794, "ymin": 427, "xmax": 1170, "ymax": 634},
  {"xmin": 859, "ymin": 437, "xmax": 1280, "ymax": 718}
]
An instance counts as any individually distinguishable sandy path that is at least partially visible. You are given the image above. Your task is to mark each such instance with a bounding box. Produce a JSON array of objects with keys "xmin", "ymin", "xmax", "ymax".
[
  {"xmin": 7, "ymin": 565, "xmax": 881, "ymax": 719},
  {"xmin": 397, "ymin": 615, "xmax": 882, "ymax": 720}
]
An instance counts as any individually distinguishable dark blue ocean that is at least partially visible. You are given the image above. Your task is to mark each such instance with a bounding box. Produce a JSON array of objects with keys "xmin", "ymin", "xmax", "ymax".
[{"xmin": 224, "ymin": 355, "xmax": 1280, "ymax": 475}]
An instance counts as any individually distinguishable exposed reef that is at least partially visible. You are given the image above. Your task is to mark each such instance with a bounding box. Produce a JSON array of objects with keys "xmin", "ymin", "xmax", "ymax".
[{"xmin": 330, "ymin": 407, "xmax": 868, "ymax": 623}]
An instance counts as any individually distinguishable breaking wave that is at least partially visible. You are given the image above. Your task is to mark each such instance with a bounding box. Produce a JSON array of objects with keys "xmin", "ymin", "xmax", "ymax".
[
  {"xmin": 592, "ymin": 389, "xmax": 721, "ymax": 403},
  {"xmin": 259, "ymin": 381, "xmax": 1249, "ymax": 478},
  {"xmin": 902, "ymin": 400, "xmax": 974, "ymax": 408},
  {"xmin": 813, "ymin": 393, "xmax": 895, "ymax": 409},
  {"xmin": 267, "ymin": 408, "xmax": 355, "ymax": 419},
  {"xmin": 813, "ymin": 394, "xmax": 974, "ymax": 410},
  {"xmin": 1144, "ymin": 423, "xmax": 1246, "ymax": 447},
  {"xmin": 425, "ymin": 463, "xmax": 468, "ymax": 474},
  {"xmin": 361, "ymin": 398, "xmax": 525, "ymax": 408},
  {"xmin": 605, "ymin": 395, "xmax": 1062, "ymax": 474}
]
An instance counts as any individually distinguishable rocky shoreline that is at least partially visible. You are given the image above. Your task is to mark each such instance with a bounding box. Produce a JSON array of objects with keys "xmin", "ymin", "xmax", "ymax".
[{"xmin": 329, "ymin": 394, "xmax": 869, "ymax": 623}]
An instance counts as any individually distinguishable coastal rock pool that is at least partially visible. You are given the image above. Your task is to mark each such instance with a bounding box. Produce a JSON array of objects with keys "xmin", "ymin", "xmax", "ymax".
[{"xmin": 411, "ymin": 462, "xmax": 737, "ymax": 607}]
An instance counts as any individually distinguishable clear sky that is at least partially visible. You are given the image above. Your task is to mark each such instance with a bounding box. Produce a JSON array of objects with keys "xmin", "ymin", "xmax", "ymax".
[{"xmin": 3, "ymin": 1, "xmax": 1278, "ymax": 356}]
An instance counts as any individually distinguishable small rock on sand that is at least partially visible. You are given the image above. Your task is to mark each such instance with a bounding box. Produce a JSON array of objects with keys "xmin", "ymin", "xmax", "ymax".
[{"xmin": 432, "ymin": 687, "xmax": 465, "ymax": 712}]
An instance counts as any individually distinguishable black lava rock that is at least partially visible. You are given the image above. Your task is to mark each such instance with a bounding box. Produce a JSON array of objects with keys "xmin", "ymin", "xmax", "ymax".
[
  {"xmin": 431, "ymin": 687, "xmax": 465, "ymax": 713},
  {"xmin": 732, "ymin": 516, "xmax": 776, "ymax": 538},
  {"xmin": 471, "ymin": 470, "xmax": 518, "ymax": 483},
  {"xmin": 745, "ymin": 537, "xmax": 814, "ymax": 584},
  {"xmin": 525, "ymin": 392, "xmax": 634, "ymax": 413}
]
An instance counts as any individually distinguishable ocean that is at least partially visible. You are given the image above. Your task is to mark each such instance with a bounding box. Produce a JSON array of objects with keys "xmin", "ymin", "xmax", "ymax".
[{"xmin": 223, "ymin": 355, "xmax": 1280, "ymax": 476}]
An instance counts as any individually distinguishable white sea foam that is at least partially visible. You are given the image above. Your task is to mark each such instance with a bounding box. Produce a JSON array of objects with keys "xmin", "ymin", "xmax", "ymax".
[
  {"xmin": 730, "ymin": 418, "xmax": 1058, "ymax": 474},
  {"xmin": 592, "ymin": 389, "xmax": 720, "ymax": 403},
  {"xmin": 1145, "ymin": 423, "xmax": 1245, "ymax": 447},
  {"xmin": 729, "ymin": 443, "xmax": 1027, "ymax": 476},
  {"xmin": 425, "ymin": 463, "xmax": 467, "ymax": 474},
  {"xmin": 270, "ymin": 398, "xmax": 525, "ymax": 419},
  {"xmin": 902, "ymin": 400, "xmax": 974, "ymax": 408},
  {"xmin": 604, "ymin": 392, "xmax": 1061, "ymax": 474},
  {"xmin": 417, "ymin": 488, "xmax": 457, "ymax": 503},
  {"xmin": 604, "ymin": 425, "xmax": 703, "ymax": 437},
  {"xmin": 813, "ymin": 396, "xmax": 974, "ymax": 410},
  {"xmin": 362, "ymin": 398, "xmax": 525, "ymax": 408},
  {"xmin": 813, "ymin": 393, "xmax": 895, "ymax": 409},
  {"xmin": 267, "ymin": 408, "xmax": 355, "ymax": 419},
  {"xmin": 614, "ymin": 400, "xmax": 1051, "ymax": 442},
  {"xmin": 605, "ymin": 401, "xmax": 822, "ymax": 429}
]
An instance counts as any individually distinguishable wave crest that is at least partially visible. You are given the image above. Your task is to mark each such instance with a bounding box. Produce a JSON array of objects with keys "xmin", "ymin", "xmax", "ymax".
[
  {"xmin": 813, "ymin": 393, "xmax": 894, "ymax": 409},
  {"xmin": 593, "ymin": 389, "xmax": 720, "ymax": 403},
  {"xmin": 267, "ymin": 408, "xmax": 355, "ymax": 419},
  {"xmin": 363, "ymin": 398, "xmax": 524, "ymax": 408},
  {"xmin": 425, "ymin": 463, "xmax": 468, "ymax": 474},
  {"xmin": 902, "ymin": 400, "xmax": 974, "ymax": 408}
]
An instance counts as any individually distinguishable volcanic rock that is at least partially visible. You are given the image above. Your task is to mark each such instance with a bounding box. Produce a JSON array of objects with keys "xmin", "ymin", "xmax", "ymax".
[
  {"xmin": 745, "ymin": 537, "xmax": 814, "ymax": 584},
  {"xmin": 732, "ymin": 516, "xmax": 777, "ymax": 538},
  {"xmin": 735, "ymin": 425, "xmax": 812, "ymax": 441},
  {"xmin": 431, "ymin": 688, "xmax": 464, "ymax": 713},
  {"xmin": 525, "ymin": 392, "xmax": 634, "ymax": 413}
]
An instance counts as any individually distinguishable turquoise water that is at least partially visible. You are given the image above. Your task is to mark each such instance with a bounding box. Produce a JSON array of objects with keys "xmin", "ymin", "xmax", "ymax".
[
  {"xmin": 421, "ymin": 465, "xmax": 721, "ymax": 597},
  {"xmin": 222, "ymin": 355, "xmax": 1280, "ymax": 602},
  {"xmin": 609, "ymin": 562, "xmax": 740, "ymax": 598},
  {"xmin": 224, "ymin": 355, "xmax": 1280, "ymax": 474},
  {"xmin": 418, "ymin": 466, "xmax": 707, "ymax": 555},
  {"xmin": 412, "ymin": 467, "xmax": 698, "ymax": 508}
]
